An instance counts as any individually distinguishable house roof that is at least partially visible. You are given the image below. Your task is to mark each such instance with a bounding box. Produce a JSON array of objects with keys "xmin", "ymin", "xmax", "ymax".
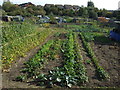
[
  {"xmin": 44, "ymin": 4, "xmax": 54, "ymax": 7},
  {"xmin": 64, "ymin": 5, "xmax": 73, "ymax": 9},
  {"xmin": 19, "ymin": 2, "xmax": 35, "ymax": 7},
  {"xmin": 55, "ymin": 4, "xmax": 64, "ymax": 9}
]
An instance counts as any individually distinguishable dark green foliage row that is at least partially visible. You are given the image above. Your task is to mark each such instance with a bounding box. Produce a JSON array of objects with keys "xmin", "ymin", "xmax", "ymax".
[
  {"xmin": 20, "ymin": 40, "xmax": 54, "ymax": 78},
  {"xmin": 73, "ymin": 33, "xmax": 88, "ymax": 83},
  {"xmin": 2, "ymin": 22, "xmax": 36, "ymax": 44},
  {"xmin": 37, "ymin": 32, "xmax": 88, "ymax": 87},
  {"xmin": 2, "ymin": 22, "xmax": 55, "ymax": 69},
  {"xmin": 79, "ymin": 33, "xmax": 110, "ymax": 80},
  {"xmin": 16, "ymin": 33, "xmax": 62, "ymax": 81},
  {"xmin": 16, "ymin": 32, "xmax": 88, "ymax": 87}
]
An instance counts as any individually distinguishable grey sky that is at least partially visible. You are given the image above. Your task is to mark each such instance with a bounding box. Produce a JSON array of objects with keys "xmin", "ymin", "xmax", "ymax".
[{"xmin": 0, "ymin": 0, "xmax": 120, "ymax": 10}]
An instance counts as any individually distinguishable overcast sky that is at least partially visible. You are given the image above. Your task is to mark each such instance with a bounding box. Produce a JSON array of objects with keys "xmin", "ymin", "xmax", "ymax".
[{"xmin": 0, "ymin": 0, "xmax": 120, "ymax": 10}]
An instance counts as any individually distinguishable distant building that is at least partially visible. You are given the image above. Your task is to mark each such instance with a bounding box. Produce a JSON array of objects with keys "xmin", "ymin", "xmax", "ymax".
[
  {"xmin": 98, "ymin": 17, "xmax": 110, "ymax": 22},
  {"xmin": 55, "ymin": 4, "xmax": 64, "ymax": 9},
  {"xmin": 44, "ymin": 4, "xmax": 54, "ymax": 7},
  {"xmin": 73, "ymin": 5, "xmax": 80, "ymax": 11},
  {"xmin": 2, "ymin": 16, "xmax": 12, "ymax": 22},
  {"xmin": 19, "ymin": 2, "xmax": 35, "ymax": 9},
  {"xmin": 43, "ymin": 4, "xmax": 80, "ymax": 10},
  {"xmin": 37, "ymin": 15, "xmax": 42, "ymax": 18},
  {"xmin": 2, "ymin": 15, "xmax": 24, "ymax": 22},
  {"xmin": 64, "ymin": 5, "xmax": 73, "ymax": 9},
  {"xmin": 54, "ymin": 17, "xmax": 66, "ymax": 23},
  {"xmin": 37, "ymin": 5, "xmax": 43, "ymax": 8},
  {"xmin": 38, "ymin": 16, "xmax": 50, "ymax": 23}
]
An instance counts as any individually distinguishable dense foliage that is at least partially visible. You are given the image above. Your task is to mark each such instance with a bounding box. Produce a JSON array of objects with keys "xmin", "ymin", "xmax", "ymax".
[
  {"xmin": 16, "ymin": 32, "xmax": 88, "ymax": 87},
  {"xmin": 2, "ymin": 22, "xmax": 59, "ymax": 68},
  {"xmin": 1, "ymin": 1, "xmax": 119, "ymax": 19},
  {"xmin": 2, "ymin": 1, "xmax": 46, "ymax": 17}
]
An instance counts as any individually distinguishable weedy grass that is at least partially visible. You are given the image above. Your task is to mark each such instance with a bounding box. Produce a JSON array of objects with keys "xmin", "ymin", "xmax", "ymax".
[{"xmin": 2, "ymin": 22, "xmax": 62, "ymax": 69}]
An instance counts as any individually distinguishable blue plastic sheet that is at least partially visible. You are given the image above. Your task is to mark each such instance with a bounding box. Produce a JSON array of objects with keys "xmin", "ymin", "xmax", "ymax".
[{"xmin": 110, "ymin": 31, "xmax": 120, "ymax": 41}]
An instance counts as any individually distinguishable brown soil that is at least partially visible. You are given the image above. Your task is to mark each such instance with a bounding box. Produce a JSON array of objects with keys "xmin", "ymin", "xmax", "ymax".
[
  {"xmin": 77, "ymin": 34, "xmax": 120, "ymax": 87},
  {"xmin": 2, "ymin": 32, "xmax": 120, "ymax": 88},
  {"xmin": 40, "ymin": 59, "xmax": 63, "ymax": 75},
  {"xmin": 26, "ymin": 55, "xmax": 64, "ymax": 87},
  {"xmin": 77, "ymin": 34, "xmax": 101, "ymax": 87},
  {"xmin": 2, "ymin": 33, "xmax": 66, "ymax": 88},
  {"xmin": 2, "ymin": 34, "xmax": 55, "ymax": 88},
  {"xmin": 91, "ymin": 42, "xmax": 120, "ymax": 87},
  {"xmin": 41, "ymin": 33, "xmax": 66, "ymax": 75},
  {"xmin": 59, "ymin": 33, "xmax": 67, "ymax": 39}
]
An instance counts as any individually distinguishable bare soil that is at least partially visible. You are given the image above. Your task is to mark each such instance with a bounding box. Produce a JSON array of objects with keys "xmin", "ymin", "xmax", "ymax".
[
  {"xmin": 2, "ymin": 34, "xmax": 54, "ymax": 88},
  {"xmin": 77, "ymin": 34, "xmax": 99, "ymax": 87},
  {"xmin": 77, "ymin": 34, "xmax": 120, "ymax": 87},
  {"xmin": 2, "ymin": 33, "xmax": 66, "ymax": 88},
  {"xmin": 91, "ymin": 42, "xmax": 120, "ymax": 87},
  {"xmin": 2, "ymin": 32, "xmax": 120, "ymax": 88}
]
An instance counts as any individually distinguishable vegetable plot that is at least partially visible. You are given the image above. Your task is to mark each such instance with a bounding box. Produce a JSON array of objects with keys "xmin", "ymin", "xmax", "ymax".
[
  {"xmin": 79, "ymin": 33, "xmax": 110, "ymax": 80},
  {"xmin": 35, "ymin": 32, "xmax": 88, "ymax": 87},
  {"xmin": 16, "ymin": 32, "xmax": 88, "ymax": 87},
  {"xmin": 2, "ymin": 22, "xmax": 57, "ymax": 69}
]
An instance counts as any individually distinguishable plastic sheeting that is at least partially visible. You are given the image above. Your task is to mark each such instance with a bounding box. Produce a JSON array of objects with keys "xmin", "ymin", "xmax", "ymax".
[{"xmin": 110, "ymin": 31, "xmax": 120, "ymax": 41}]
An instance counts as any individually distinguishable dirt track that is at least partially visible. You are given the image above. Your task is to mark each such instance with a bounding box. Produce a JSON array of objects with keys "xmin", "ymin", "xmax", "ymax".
[
  {"xmin": 2, "ymin": 35, "xmax": 54, "ymax": 88},
  {"xmin": 2, "ymin": 33, "xmax": 120, "ymax": 88}
]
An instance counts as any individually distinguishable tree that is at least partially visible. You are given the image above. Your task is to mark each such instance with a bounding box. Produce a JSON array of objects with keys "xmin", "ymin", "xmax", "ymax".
[
  {"xmin": 98, "ymin": 9, "xmax": 103, "ymax": 17},
  {"xmin": 0, "ymin": 9, "xmax": 7, "ymax": 16},
  {"xmin": 0, "ymin": 5, "xmax": 2, "ymax": 9},
  {"xmin": 87, "ymin": 1, "xmax": 94, "ymax": 7},
  {"xmin": 98, "ymin": 8, "xmax": 107, "ymax": 17},
  {"xmin": 2, "ymin": 1, "xmax": 19, "ymax": 12},
  {"xmin": 62, "ymin": 9, "xmax": 74, "ymax": 16},
  {"xmin": 88, "ymin": 9, "xmax": 98, "ymax": 19},
  {"xmin": 2, "ymin": 1, "xmax": 24, "ymax": 16},
  {"xmin": 94, "ymin": 7, "xmax": 99, "ymax": 12},
  {"xmin": 82, "ymin": 8, "xmax": 88, "ymax": 18},
  {"xmin": 44, "ymin": 5, "xmax": 57, "ymax": 15},
  {"xmin": 78, "ymin": 6, "xmax": 88, "ymax": 17},
  {"xmin": 101, "ymin": 8, "xmax": 107, "ymax": 17},
  {"xmin": 87, "ymin": 1, "xmax": 98, "ymax": 19},
  {"xmin": 58, "ymin": 10, "xmax": 63, "ymax": 16},
  {"xmin": 2, "ymin": 1, "xmax": 46, "ymax": 17},
  {"xmin": 26, "ymin": 7, "xmax": 34, "ymax": 15},
  {"xmin": 116, "ymin": 11, "xmax": 120, "ymax": 20},
  {"xmin": 106, "ymin": 12, "xmax": 113, "ymax": 18},
  {"xmin": 87, "ymin": 6, "xmax": 98, "ymax": 19}
]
